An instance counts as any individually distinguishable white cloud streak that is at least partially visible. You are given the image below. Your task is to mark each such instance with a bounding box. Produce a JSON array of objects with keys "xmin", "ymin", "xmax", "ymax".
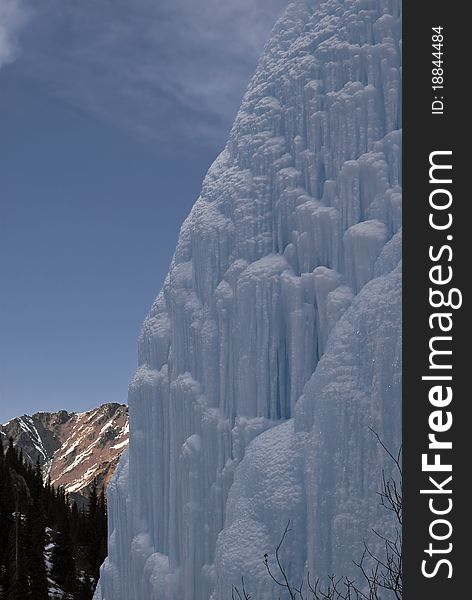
[
  {"xmin": 0, "ymin": 0, "xmax": 30, "ymax": 67},
  {"xmin": 13, "ymin": 0, "xmax": 289, "ymax": 150}
]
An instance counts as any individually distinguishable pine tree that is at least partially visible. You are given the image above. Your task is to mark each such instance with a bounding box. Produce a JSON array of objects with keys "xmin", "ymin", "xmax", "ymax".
[
  {"xmin": 88, "ymin": 479, "xmax": 98, "ymax": 522},
  {"xmin": 97, "ymin": 488, "xmax": 108, "ymax": 568},
  {"xmin": 32, "ymin": 457, "xmax": 43, "ymax": 497},
  {"xmin": 26, "ymin": 498, "xmax": 49, "ymax": 600},
  {"xmin": 5, "ymin": 438, "xmax": 16, "ymax": 470},
  {"xmin": 50, "ymin": 509, "xmax": 78, "ymax": 598},
  {"xmin": 85, "ymin": 479, "xmax": 101, "ymax": 581},
  {"xmin": 0, "ymin": 439, "xmax": 13, "ymax": 600},
  {"xmin": 7, "ymin": 510, "xmax": 30, "ymax": 600},
  {"xmin": 77, "ymin": 572, "xmax": 94, "ymax": 600},
  {"xmin": 70, "ymin": 500, "xmax": 80, "ymax": 541},
  {"xmin": 0, "ymin": 438, "xmax": 109, "ymax": 600}
]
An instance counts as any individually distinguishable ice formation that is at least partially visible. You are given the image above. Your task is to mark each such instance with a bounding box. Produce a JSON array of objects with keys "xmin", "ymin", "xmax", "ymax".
[{"xmin": 94, "ymin": 0, "xmax": 402, "ymax": 598}]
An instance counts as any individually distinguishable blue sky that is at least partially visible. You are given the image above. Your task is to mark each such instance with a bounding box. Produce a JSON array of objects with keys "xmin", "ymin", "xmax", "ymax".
[{"xmin": 0, "ymin": 0, "xmax": 287, "ymax": 423}]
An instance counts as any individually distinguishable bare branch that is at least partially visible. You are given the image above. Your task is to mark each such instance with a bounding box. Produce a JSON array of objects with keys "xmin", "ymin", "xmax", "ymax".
[{"xmin": 231, "ymin": 434, "xmax": 402, "ymax": 600}]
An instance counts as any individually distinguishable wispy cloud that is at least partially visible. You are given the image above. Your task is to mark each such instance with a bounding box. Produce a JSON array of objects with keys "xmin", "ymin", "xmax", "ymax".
[
  {"xmin": 12, "ymin": 0, "xmax": 288, "ymax": 151},
  {"xmin": 0, "ymin": 0, "xmax": 30, "ymax": 67}
]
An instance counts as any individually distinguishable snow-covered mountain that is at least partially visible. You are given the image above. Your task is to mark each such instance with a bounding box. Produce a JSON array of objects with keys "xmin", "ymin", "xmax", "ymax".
[
  {"xmin": 95, "ymin": 1, "xmax": 402, "ymax": 598},
  {"xmin": 1, "ymin": 403, "xmax": 129, "ymax": 502}
]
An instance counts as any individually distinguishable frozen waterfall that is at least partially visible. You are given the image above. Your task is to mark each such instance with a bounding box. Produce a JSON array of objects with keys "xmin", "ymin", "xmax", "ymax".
[{"xmin": 95, "ymin": 0, "xmax": 402, "ymax": 598}]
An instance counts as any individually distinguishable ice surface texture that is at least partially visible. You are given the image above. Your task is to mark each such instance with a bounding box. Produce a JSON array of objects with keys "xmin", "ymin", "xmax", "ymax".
[{"xmin": 95, "ymin": 0, "xmax": 402, "ymax": 598}]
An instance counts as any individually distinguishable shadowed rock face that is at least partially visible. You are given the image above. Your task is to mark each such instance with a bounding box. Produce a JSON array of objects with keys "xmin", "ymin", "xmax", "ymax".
[{"xmin": 1, "ymin": 403, "xmax": 129, "ymax": 504}]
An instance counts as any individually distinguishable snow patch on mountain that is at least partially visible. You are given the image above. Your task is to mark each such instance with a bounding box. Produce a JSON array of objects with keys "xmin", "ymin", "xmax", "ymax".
[{"xmin": 1, "ymin": 403, "xmax": 129, "ymax": 501}]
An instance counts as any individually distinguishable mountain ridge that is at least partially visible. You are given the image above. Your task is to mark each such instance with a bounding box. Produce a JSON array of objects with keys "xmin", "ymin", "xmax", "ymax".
[{"xmin": 0, "ymin": 402, "xmax": 129, "ymax": 503}]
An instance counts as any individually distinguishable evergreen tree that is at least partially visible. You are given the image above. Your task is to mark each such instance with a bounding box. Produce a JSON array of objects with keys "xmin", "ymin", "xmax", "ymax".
[
  {"xmin": 70, "ymin": 500, "xmax": 80, "ymax": 541},
  {"xmin": 50, "ymin": 509, "xmax": 78, "ymax": 598},
  {"xmin": 7, "ymin": 510, "xmax": 30, "ymax": 600},
  {"xmin": 77, "ymin": 573, "xmax": 94, "ymax": 600},
  {"xmin": 0, "ymin": 437, "xmax": 108, "ymax": 600},
  {"xmin": 86, "ymin": 479, "xmax": 101, "ymax": 580},
  {"xmin": 5, "ymin": 438, "xmax": 17, "ymax": 470},
  {"xmin": 88, "ymin": 479, "xmax": 98, "ymax": 522},
  {"xmin": 31, "ymin": 457, "xmax": 43, "ymax": 499},
  {"xmin": 97, "ymin": 488, "xmax": 108, "ymax": 567},
  {"xmin": 0, "ymin": 439, "xmax": 13, "ymax": 599},
  {"xmin": 26, "ymin": 498, "xmax": 49, "ymax": 600}
]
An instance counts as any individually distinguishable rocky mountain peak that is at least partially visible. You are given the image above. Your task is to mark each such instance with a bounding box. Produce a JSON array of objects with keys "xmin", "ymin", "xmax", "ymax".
[{"xmin": 1, "ymin": 402, "xmax": 129, "ymax": 504}]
